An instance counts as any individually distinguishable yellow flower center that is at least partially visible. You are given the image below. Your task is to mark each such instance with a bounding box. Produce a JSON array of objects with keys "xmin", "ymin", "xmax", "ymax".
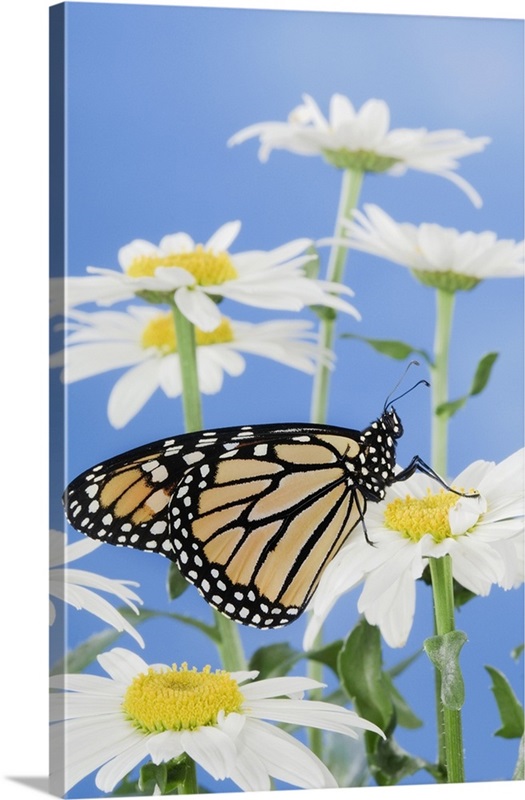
[
  {"xmin": 126, "ymin": 244, "xmax": 238, "ymax": 286},
  {"xmin": 384, "ymin": 489, "xmax": 462, "ymax": 543},
  {"xmin": 141, "ymin": 313, "xmax": 234, "ymax": 354},
  {"xmin": 122, "ymin": 663, "xmax": 245, "ymax": 733}
]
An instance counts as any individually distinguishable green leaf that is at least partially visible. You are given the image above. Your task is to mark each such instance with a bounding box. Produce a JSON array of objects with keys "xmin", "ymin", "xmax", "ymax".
[
  {"xmin": 485, "ymin": 666, "xmax": 524, "ymax": 739},
  {"xmin": 249, "ymin": 642, "xmax": 301, "ymax": 680},
  {"xmin": 306, "ymin": 639, "xmax": 344, "ymax": 676},
  {"xmin": 139, "ymin": 757, "xmax": 196, "ymax": 795},
  {"xmin": 310, "ymin": 304, "xmax": 337, "ymax": 321},
  {"xmin": 50, "ymin": 628, "xmax": 123, "ymax": 675},
  {"xmin": 341, "ymin": 333, "xmax": 432, "ymax": 365},
  {"xmin": 385, "ymin": 675, "xmax": 423, "ymax": 730},
  {"xmin": 248, "ymin": 639, "xmax": 344, "ymax": 681},
  {"xmin": 139, "ymin": 762, "xmax": 168, "ymax": 794},
  {"xmin": 338, "ymin": 619, "xmax": 393, "ymax": 731},
  {"xmin": 111, "ymin": 776, "xmax": 144, "ymax": 796},
  {"xmin": 50, "ymin": 608, "xmax": 158, "ymax": 675},
  {"xmin": 369, "ymin": 736, "xmax": 443, "ymax": 786},
  {"xmin": 511, "ymin": 644, "xmax": 524, "ymax": 661},
  {"xmin": 436, "ymin": 352, "xmax": 499, "ymax": 418},
  {"xmin": 387, "ymin": 648, "xmax": 422, "ymax": 679},
  {"xmin": 324, "ymin": 731, "xmax": 370, "ymax": 787},
  {"xmin": 167, "ymin": 562, "xmax": 190, "ymax": 601},
  {"xmin": 424, "ymin": 631, "xmax": 467, "ymax": 710}
]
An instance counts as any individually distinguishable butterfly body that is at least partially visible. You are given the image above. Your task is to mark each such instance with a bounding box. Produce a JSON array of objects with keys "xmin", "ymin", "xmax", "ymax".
[{"xmin": 64, "ymin": 410, "xmax": 405, "ymax": 628}]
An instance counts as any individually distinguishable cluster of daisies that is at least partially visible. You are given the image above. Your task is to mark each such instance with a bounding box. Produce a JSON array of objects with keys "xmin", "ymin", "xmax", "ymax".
[
  {"xmin": 51, "ymin": 92, "xmax": 524, "ymax": 795},
  {"xmin": 51, "ymin": 94, "xmax": 523, "ymax": 428}
]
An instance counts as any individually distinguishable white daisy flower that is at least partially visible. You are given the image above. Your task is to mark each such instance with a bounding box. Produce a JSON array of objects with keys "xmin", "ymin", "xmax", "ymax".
[
  {"xmin": 228, "ymin": 93, "xmax": 489, "ymax": 206},
  {"xmin": 344, "ymin": 204, "xmax": 525, "ymax": 291},
  {"xmin": 52, "ymin": 220, "xmax": 359, "ymax": 330},
  {"xmin": 50, "ymin": 307, "xmax": 333, "ymax": 429},
  {"xmin": 304, "ymin": 449, "xmax": 524, "ymax": 650},
  {"xmin": 49, "ymin": 530, "xmax": 144, "ymax": 647},
  {"xmin": 50, "ymin": 647, "xmax": 385, "ymax": 794}
]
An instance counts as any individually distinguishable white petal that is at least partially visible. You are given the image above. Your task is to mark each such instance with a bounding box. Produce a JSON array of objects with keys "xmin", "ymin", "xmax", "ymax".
[
  {"xmin": 107, "ymin": 359, "xmax": 161, "ymax": 428},
  {"xmin": 158, "ymin": 232, "xmax": 195, "ymax": 254},
  {"xmin": 54, "ymin": 716, "xmax": 143, "ymax": 794},
  {"xmin": 157, "ymin": 353, "xmax": 183, "ymax": 397},
  {"xmin": 241, "ymin": 676, "xmax": 325, "ymax": 701},
  {"xmin": 450, "ymin": 537, "xmax": 505, "ymax": 595},
  {"xmin": 50, "ymin": 673, "xmax": 124, "ymax": 696},
  {"xmin": 449, "ymin": 495, "xmax": 485, "ymax": 535},
  {"xmin": 237, "ymin": 718, "xmax": 337, "ymax": 789},
  {"xmin": 95, "ymin": 736, "xmax": 151, "ymax": 793},
  {"xmin": 118, "ymin": 239, "xmax": 159, "ymax": 269},
  {"xmin": 246, "ymin": 698, "xmax": 383, "ymax": 738},
  {"xmin": 152, "ymin": 265, "xmax": 196, "ymax": 286},
  {"xmin": 205, "ymin": 220, "xmax": 241, "ymax": 252},
  {"xmin": 180, "ymin": 725, "xmax": 237, "ymax": 780},
  {"xmin": 147, "ymin": 730, "xmax": 185, "ymax": 763},
  {"xmin": 56, "ymin": 581, "xmax": 145, "ymax": 647},
  {"xmin": 174, "ymin": 286, "xmax": 223, "ymax": 331},
  {"xmin": 97, "ymin": 648, "xmax": 150, "ymax": 683},
  {"xmin": 196, "ymin": 353, "xmax": 226, "ymax": 394}
]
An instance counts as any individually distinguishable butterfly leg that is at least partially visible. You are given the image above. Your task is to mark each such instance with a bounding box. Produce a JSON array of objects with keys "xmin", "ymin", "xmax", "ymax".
[
  {"xmin": 353, "ymin": 489, "xmax": 375, "ymax": 546},
  {"xmin": 395, "ymin": 456, "xmax": 479, "ymax": 498}
]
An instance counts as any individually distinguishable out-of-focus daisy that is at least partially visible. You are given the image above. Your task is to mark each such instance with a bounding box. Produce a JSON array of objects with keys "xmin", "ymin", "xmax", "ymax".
[
  {"xmin": 50, "ymin": 307, "xmax": 334, "ymax": 429},
  {"xmin": 304, "ymin": 449, "xmax": 524, "ymax": 650},
  {"xmin": 52, "ymin": 220, "xmax": 359, "ymax": 330},
  {"xmin": 344, "ymin": 204, "xmax": 525, "ymax": 291},
  {"xmin": 228, "ymin": 94, "xmax": 489, "ymax": 206},
  {"xmin": 49, "ymin": 530, "xmax": 144, "ymax": 647},
  {"xmin": 50, "ymin": 647, "xmax": 384, "ymax": 794}
]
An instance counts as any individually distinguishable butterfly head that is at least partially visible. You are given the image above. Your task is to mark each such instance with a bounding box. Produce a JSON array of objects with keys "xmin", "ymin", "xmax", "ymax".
[{"xmin": 381, "ymin": 406, "xmax": 404, "ymax": 440}]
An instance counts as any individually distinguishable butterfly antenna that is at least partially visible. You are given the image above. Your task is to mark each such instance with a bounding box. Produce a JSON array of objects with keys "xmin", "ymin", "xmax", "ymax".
[{"xmin": 383, "ymin": 361, "xmax": 429, "ymax": 411}]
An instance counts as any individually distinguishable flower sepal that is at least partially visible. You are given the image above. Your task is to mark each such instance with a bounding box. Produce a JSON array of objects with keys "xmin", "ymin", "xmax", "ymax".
[
  {"xmin": 136, "ymin": 288, "xmax": 178, "ymax": 306},
  {"xmin": 309, "ymin": 303, "xmax": 338, "ymax": 321},
  {"xmin": 323, "ymin": 148, "xmax": 400, "ymax": 173},
  {"xmin": 411, "ymin": 269, "xmax": 481, "ymax": 293}
]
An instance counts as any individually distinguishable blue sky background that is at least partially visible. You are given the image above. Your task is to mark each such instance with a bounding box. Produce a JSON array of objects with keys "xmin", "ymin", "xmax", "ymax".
[{"xmin": 49, "ymin": 3, "xmax": 524, "ymax": 796}]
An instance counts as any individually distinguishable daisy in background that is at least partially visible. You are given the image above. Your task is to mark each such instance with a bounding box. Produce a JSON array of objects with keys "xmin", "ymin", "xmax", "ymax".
[
  {"xmin": 304, "ymin": 449, "xmax": 524, "ymax": 650},
  {"xmin": 50, "ymin": 647, "xmax": 384, "ymax": 794},
  {"xmin": 49, "ymin": 530, "xmax": 144, "ymax": 648},
  {"xmin": 50, "ymin": 307, "xmax": 334, "ymax": 429},
  {"xmin": 228, "ymin": 93, "xmax": 489, "ymax": 207},
  {"xmin": 343, "ymin": 204, "xmax": 525, "ymax": 290},
  {"xmin": 51, "ymin": 220, "xmax": 359, "ymax": 331}
]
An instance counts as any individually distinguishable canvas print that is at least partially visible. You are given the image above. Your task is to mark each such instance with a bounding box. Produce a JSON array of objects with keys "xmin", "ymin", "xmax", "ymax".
[{"xmin": 49, "ymin": 2, "xmax": 524, "ymax": 797}]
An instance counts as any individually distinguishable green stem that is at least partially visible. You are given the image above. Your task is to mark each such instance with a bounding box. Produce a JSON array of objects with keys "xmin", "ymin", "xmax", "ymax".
[
  {"xmin": 307, "ymin": 169, "xmax": 364, "ymax": 760},
  {"xmin": 214, "ymin": 610, "xmax": 248, "ymax": 672},
  {"xmin": 171, "ymin": 303, "xmax": 247, "ymax": 674},
  {"xmin": 306, "ymin": 628, "xmax": 324, "ymax": 759},
  {"xmin": 310, "ymin": 168, "xmax": 364, "ymax": 424},
  {"xmin": 430, "ymin": 289, "xmax": 456, "ymax": 476},
  {"xmin": 429, "ymin": 288, "xmax": 464, "ymax": 782},
  {"xmin": 429, "ymin": 556, "xmax": 465, "ymax": 783},
  {"xmin": 172, "ymin": 304, "xmax": 203, "ymax": 432}
]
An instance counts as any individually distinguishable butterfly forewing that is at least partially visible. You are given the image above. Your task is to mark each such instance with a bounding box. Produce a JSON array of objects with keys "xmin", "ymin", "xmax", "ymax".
[{"xmin": 63, "ymin": 422, "xmax": 379, "ymax": 628}]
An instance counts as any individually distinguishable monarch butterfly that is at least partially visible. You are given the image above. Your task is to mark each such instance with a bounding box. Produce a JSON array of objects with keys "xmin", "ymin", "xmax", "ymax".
[{"xmin": 63, "ymin": 389, "xmax": 471, "ymax": 629}]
